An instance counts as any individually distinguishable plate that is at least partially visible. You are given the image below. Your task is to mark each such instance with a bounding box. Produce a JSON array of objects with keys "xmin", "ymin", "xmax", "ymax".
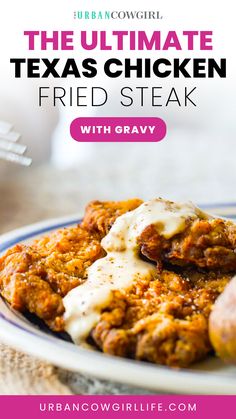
[{"xmin": 1, "ymin": 208, "xmax": 236, "ymax": 395}]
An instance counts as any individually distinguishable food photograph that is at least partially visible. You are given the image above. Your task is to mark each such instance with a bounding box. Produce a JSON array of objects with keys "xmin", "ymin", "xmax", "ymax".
[{"xmin": 0, "ymin": 0, "xmax": 236, "ymax": 417}]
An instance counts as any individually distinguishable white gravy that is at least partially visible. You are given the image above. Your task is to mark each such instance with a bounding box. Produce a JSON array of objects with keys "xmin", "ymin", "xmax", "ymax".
[{"xmin": 63, "ymin": 198, "xmax": 209, "ymax": 344}]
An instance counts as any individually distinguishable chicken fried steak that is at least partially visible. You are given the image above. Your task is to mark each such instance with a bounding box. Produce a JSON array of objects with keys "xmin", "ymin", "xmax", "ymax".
[
  {"xmin": 139, "ymin": 218, "xmax": 236, "ymax": 272},
  {"xmin": 91, "ymin": 269, "xmax": 230, "ymax": 367},
  {"xmin": 1, "ymin": 197, "xmax": 236, "ymax": 369},
  {"xmin": 83, "ymin": 198, "xmax": 236, "ymax": 272},
  {"xmin": 0, "ymin": 226, "xmax": 105, "ymax": 331},
  {"xmin": 63, "ymin": 198, "xmax": 235, "ymax": 366}
]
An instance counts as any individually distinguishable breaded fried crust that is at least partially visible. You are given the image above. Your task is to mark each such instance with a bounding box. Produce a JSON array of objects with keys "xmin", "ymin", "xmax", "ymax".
[
  {"xmin": 91, "ymin": 269, "xmax": 230, "ymax": 367},
  {"xmin": 0, "ymin": 226, "xmax": 105, "ymax": 331},
  {"xmin": 139, "ymin": 219, "xmax": 236, "ymax": 272},
  {"xmin": 82, "ymin": 198, "xmax": 143, "ymax": 237}
]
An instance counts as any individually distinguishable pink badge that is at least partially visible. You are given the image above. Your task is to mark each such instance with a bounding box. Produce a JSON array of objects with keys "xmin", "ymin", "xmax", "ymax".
[{"xmin": 70, "ymin": 117, "xmax": 166, "ymax": 142}]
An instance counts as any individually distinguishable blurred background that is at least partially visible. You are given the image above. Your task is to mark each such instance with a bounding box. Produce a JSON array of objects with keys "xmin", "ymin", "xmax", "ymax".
[{"xmin": 0, "ymin": 0, "xmax": 235, "ymax": 233}]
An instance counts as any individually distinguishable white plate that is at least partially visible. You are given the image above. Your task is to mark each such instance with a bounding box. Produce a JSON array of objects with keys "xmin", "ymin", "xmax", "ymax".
[{"xmin": 1, "ymin": 212, "xmax": 236, "ymax": 395}]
